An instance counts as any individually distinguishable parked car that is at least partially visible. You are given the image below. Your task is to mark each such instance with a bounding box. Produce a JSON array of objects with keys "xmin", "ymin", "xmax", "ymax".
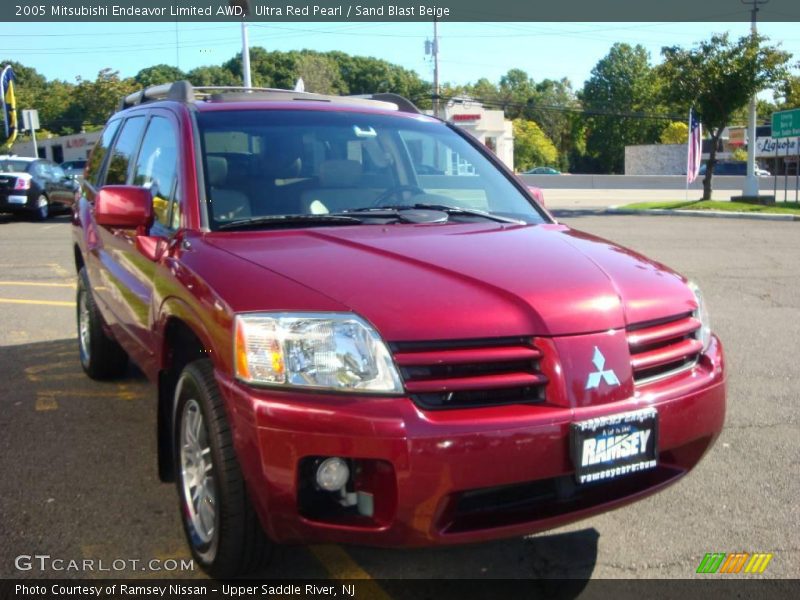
[
  {"xmin": 73, "ymin": 82, "xmax": 726, "ymax": 578},
  {"xmin": 523, "ymin": 166, "xmax": 561, "ymax": 175},
  {"xmin": 0, "ymin": 155, "xmax": 78, "ymax": 219},
  {"xmin": 60, "ymin": 159, "xmax": 88, "ymax": 180},
  {"xmin": 698, "ymin": 161, "xmax": 771, "ymax": 177}
]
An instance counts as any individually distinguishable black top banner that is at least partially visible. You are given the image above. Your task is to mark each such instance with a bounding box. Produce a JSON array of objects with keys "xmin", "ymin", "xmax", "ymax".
[{"xmin": 3, "ymin": 0, "xmax": 800, "ymax": 22}]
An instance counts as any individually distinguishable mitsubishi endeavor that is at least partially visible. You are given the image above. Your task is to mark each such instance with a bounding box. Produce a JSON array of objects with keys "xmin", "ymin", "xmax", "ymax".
[{"xmin": 72, "ymin": 81, "xmax": 725, "ymax": 577}]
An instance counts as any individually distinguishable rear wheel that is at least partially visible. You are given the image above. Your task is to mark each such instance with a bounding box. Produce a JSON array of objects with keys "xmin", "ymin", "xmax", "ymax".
[
  {"xmin": 34, "ymin": 195, "xmax": 49, "ymax": 221},
  {"xmin": 174, "ymin": 359, "xmax": 272, "ymax": 577},
  {"xmin": 77, "ymin": 267, "xmax": 128, "ymax": 379}
]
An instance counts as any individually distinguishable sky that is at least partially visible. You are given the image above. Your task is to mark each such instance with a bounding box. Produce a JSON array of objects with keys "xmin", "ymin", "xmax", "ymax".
[{"xmin": 1, "ymin": 20, "xmax": 799, "ymax": 94}]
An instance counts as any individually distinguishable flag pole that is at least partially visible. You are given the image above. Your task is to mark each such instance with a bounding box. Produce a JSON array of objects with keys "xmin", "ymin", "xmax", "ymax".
[
  {"xmin": 686, "ymin": 108, "xmax": 691, "ymax": 203},
  {"xmin": 0, "ymin": 65, "xmax": 9, "ymax": 143}
]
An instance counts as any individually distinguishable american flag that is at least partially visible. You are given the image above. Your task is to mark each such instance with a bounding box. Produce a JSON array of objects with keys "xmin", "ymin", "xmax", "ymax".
[{"xmin": 687, "ymin": 109, "xmax": 702, "ymax": 184}]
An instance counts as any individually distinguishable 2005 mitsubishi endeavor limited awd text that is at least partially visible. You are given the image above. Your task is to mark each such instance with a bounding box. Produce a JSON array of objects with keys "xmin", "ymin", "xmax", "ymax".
[{"xmin": 72, "ymin": 81, "xmax": 725, "ymax": 578}]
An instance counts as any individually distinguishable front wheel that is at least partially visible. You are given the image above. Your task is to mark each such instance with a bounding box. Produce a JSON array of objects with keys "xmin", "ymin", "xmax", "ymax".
[{"xmin": 174, "ymin": 359, "xmax": 272, "ymax": 577}]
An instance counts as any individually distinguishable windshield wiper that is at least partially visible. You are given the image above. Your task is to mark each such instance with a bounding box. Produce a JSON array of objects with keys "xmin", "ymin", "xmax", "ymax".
[
  {"xmin": 344, "ymin": 204, "xmax": 525, "ymax": 225},
  {"xmin": 217, "ymin": 214, "xmax": 363, "ymax": 231}
]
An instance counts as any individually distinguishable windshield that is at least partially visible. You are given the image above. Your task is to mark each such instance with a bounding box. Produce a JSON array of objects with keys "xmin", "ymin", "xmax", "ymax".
[
  {"xmin": 0, "ymin": 160, "xmax": 32, "ymax": 173},
  {"xmin": 196, "ymin": 109, "xmax": 547, "ymax": 230}
]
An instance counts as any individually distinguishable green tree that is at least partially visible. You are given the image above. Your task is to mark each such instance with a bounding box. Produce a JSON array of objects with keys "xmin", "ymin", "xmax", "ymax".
[
  {"xmin": 295, "ymin": 53, "xmax": 347, "ymax": 95},
  {"xmin": 134, "ymin": 64, "xmax": 186, "ymax": 87},
  {"xmin": 464, "ymin": 78, "xmax": 498, "ymax": 104},
  {"xmin": 497, "ymin": 69, "xmax": 535, "ymax": 119},
  {"xmin": 513, "ymin": 118, "xmax": 558, "ymax": 171},
  {"xmin": 660, "ymin": 121, "xmax": 688, "ymax": 144},
  {"xmin": 731, "ymin": 147, "xmax": 748, "ymax": 161},
  {"xmin": 66, "ymin": 69, "xmax": 137, "ymax": 131},
  {"xmin": 581, "ymin": 43, "xmax": 665, "ymax": 173},
  {"xmin": 660, "ymin": 33, "xmax": 791, "ymax": 199},
  {"xmin": 775, "ymin": 74, "xmax": 800, "ymax": 110},
  {"xmin": 186, "ymin": 65, "xmax": 239, "ymax": 87},
  {"xmin": 528, "ymin": 78, "xmax": 579, "ymax": 171}
]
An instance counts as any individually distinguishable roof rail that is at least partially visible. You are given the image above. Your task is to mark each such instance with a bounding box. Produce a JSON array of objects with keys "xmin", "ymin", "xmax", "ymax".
[
  {"xmin": 348, "ymin": 93, "xmax": 421, "ymax": 114},
  {"xmin": 118, "ymin": 81, "xmax": 420, "ymax": 114}
]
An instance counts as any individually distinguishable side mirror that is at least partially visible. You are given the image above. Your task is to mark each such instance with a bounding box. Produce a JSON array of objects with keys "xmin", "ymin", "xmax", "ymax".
[
  {"xmin": 95, "ymin": 185, "xmax": 153, "ymax": 229},
  {"xmin": 527, "ymin": 185, "xmax": 546, "ymax": 208}
]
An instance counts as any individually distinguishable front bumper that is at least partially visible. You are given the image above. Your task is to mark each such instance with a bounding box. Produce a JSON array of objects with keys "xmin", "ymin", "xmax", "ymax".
[{"xmin": 217, "ymin": 336, "xmax": 725, "ymax": 547}]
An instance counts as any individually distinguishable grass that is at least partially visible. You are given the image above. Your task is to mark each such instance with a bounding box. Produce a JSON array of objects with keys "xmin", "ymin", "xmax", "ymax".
[{"xmin": 622, "ymin": 200, "xmax": 800, "ymax": 215}]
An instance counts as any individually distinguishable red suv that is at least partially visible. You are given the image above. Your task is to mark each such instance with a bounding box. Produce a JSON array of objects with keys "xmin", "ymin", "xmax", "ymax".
[{"xmin": 72, "ymin": 82, "xmax": 725, "ymax": 577}]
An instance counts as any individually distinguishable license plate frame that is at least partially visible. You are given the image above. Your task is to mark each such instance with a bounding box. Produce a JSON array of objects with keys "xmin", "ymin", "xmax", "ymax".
[{"xmin": 571, "ymin": 407, "xmax": 658, "ymax": 485}]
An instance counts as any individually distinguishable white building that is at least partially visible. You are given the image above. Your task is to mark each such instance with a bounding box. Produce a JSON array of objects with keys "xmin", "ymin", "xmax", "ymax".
[
  {"xmin": 427, "ymin": 99, "xmax": 514, "ymax": 170},
  {"xmin": 11, "ymin": 131, "xmax": 101, "ymax": 164}
]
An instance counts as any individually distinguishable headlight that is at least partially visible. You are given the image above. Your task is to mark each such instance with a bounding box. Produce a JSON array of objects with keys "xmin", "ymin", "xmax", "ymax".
[
  {"xmin": 233, "ymin": 312, "xmax": 403, "ymax": 393},
  {"xmin": 688, "ymin": 282, "xmax": 712, "ymax": 352}
]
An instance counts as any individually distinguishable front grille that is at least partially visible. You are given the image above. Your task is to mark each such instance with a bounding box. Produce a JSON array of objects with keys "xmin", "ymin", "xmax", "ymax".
[
  {"xmin": 390, "ymin": 337, "xmax": 548, "ymax": 410},
  {"xmin": 627, "ymin": 312, "xmax": 703, "ymax": 383}
]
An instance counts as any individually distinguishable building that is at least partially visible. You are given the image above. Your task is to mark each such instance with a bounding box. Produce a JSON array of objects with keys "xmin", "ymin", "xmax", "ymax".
[
  {"xmin": 10, "ymin": 131, "xmax": 101, "ymax": 164},
  {"xmin": 626, "ymin": 123, "xmax": 798, "ymax": 176},
  {"xmin": 427, "ymin": 99, "xmax": 514, "ymax": 170}
]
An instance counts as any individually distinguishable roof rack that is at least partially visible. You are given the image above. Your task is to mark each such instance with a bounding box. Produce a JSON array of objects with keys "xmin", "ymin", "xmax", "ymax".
[{"xmin": 119, "ymin": 81, "xmax": 420, "ymax": 114}]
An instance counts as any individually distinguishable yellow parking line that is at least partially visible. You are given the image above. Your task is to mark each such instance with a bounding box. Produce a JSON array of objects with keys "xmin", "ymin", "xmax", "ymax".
[
  {"xmin": 0, "ymin": 280, "xmax": 76, "ymax": 288},
  {"xmin": 35, "ymin": 394, "xmax": 59, "ymax": 411},
  {"xmin": 49, "ymin": 263, "xmax": 71, "ymax": 278},
  {"xmin": 31, "ymin": 389, "xmax": 145, "ymax": 401},
  {"xmin": 0, "ymin": 298, "xmax": 75, "ymax": 307},
  {"xmin": 25, "ymin": 362, "xmax": 73, "ymax": 381},
  {"xmin": 309, "ymin": 545, "xmax": 391, "ymax": 599}
]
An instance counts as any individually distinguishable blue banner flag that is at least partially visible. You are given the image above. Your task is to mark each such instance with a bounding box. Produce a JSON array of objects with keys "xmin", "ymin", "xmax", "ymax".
[{"xmin": 1, "ymin": 65, "xmax": 18, "ymax": 149}]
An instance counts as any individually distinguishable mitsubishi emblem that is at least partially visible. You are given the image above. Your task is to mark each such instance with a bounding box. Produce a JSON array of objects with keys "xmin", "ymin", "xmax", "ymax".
[{"xmin": 585, "ymin": 346, "xmax": 620, "ymax": 390}]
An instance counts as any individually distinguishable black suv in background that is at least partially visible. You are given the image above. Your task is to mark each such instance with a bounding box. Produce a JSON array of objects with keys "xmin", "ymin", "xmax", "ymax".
[{"xmin": 0, "ymin": 156, "xmax": 78, "ymax": 219}]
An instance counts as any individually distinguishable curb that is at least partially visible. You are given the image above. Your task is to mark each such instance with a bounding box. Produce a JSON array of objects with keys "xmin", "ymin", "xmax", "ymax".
[{"xmin": 603, "ymin": 207, "xmax": 800, "ymax": 222}]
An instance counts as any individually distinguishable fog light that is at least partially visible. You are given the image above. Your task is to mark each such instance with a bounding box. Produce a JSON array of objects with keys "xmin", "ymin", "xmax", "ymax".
[{"xmin": 316, "ymin": 457, "xmax": 350, "ymax": 492}]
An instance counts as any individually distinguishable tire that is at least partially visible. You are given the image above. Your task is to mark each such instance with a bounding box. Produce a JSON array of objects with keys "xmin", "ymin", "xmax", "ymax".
[
  {"xmin": 34, "ymin": 194, "xmax": 49, "ymax": 221},
  {"xmin": 174, "ymin": 359, "xmax": 272, "ymax": 578},
  {"xmin": 77, "ymin": 266, "xmax": 128, "ymax": 379}
]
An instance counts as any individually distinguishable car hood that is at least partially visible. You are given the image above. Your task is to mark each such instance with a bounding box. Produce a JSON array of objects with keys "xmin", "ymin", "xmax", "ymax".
[{"xmin": 206, "ymin": 223, "xmax": 696, "ymax": 341}]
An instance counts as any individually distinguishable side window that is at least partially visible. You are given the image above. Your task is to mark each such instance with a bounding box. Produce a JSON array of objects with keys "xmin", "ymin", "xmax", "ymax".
[
  {"xmin": 86, "ymin": 119, "xmax": 121, "ymax": 186},
  {"xmin": 132, "ymin": 116, "xmax": 179, "ymax": 229},
  {"xmin": 32, "ymin": 162, "xmax": 49, "ymax": 178},
  {"xmin": 105, "ymin": 116, "xmax": 146, "ymax": 186}
]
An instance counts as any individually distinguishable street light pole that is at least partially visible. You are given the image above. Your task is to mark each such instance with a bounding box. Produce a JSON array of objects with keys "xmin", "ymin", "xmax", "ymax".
[
  {"xmin": 231, "ymin": 1, "xmax": 252, "ymax": 88},
  {"xmin": 742, "ymin": 0, "xmax": 769, "ymax": 198}
]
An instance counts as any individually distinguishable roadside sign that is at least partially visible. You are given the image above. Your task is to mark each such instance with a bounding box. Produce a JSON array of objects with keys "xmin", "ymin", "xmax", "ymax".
[
  {"xmin": 21, "ymin": 109, "xmax": 39, "ymax": 131},
  {"xmin": 771, "ymin": 109, "xmax": 800, "ymax": 139}
]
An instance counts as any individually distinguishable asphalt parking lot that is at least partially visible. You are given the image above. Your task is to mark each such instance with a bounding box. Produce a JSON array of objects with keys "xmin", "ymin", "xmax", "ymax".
[{"xmin": 0, "ymin": 211, "xmax": 797, "ymax": 584}]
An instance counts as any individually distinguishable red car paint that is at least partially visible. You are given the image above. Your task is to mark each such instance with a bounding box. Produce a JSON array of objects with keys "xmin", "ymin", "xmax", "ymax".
[{"xmin": 73, "ymin": 95, "xmax": 725, "ymax": 549}]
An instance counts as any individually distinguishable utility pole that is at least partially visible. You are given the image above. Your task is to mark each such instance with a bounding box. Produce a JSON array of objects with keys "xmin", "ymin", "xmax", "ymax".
[
  {"xmin": 432, "ymin": 19, "xmax": 440, "ymax": 118},
  {"xmin": 742, "ymin": 0, "xmax": 769, "ymax": 198}
]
